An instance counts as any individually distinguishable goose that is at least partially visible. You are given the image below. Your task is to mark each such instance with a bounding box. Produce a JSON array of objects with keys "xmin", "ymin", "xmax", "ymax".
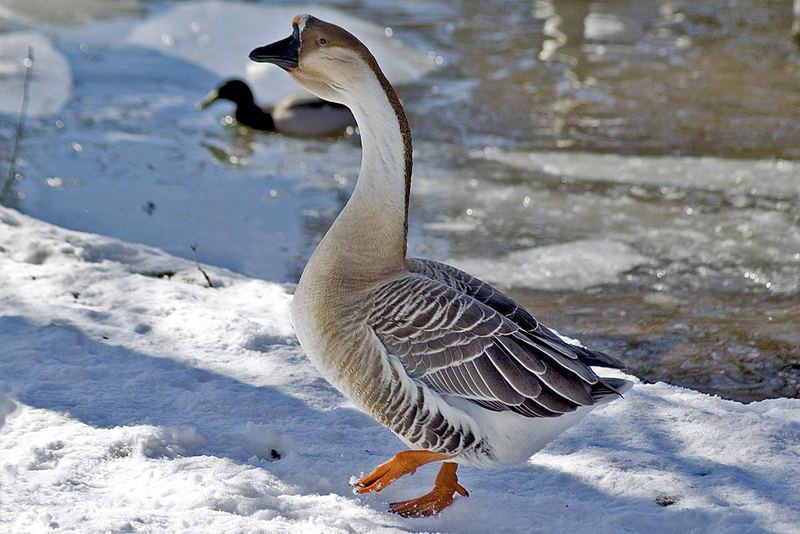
[
  {"xmin": 196, "ymin": 78, "xmax": 355, "ymax": 136},
  {"xmin": 250, "ymin": 15, "xmax": 633, "ymax": 517}
]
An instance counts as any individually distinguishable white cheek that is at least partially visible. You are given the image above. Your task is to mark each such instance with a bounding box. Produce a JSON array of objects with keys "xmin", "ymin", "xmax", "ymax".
[
  {"xmin": 290, "ymin": 69, "xmax": 341, "ymax": 103},
  {"xmin": 292, "ymin": 50, "xmax": 372, "ymax": 105}
]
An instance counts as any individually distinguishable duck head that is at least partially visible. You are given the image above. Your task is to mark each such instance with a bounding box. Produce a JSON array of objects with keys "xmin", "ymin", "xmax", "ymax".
[
  {"xmin": 249, "ymin": 15, "xmax": 385, "ymax": 107},
  {"xmin": 196, "ymin": 79, "xmax": 255, "ymax": 110}
]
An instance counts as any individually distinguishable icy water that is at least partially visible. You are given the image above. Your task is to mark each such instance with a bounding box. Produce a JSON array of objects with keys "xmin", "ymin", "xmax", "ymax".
[{"xmin": 1, "ymin": 0, "xmax": 798, "ymax": 402}]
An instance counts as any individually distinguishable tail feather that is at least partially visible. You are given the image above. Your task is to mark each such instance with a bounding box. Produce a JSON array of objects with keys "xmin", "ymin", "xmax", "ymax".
[
  {"xmin": 537, "ymin": 325, "xmax": 627, "ymax": 370},
  {"xmin": 590, "ymin": 377, "xmax": 634, "ymax": 404},
  {"xmin": 576, "ymin": 347, "xmax": 627, "ymax": 370}
]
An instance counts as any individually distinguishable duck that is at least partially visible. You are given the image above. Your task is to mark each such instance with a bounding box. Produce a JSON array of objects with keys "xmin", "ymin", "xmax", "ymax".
[
  {"xmin": 196, "ymin": 78, "xmax": 355, "ymax": 136},
  {"xmin": 250, "ymin": 15, "xmax": 633, "ymax": 517}
]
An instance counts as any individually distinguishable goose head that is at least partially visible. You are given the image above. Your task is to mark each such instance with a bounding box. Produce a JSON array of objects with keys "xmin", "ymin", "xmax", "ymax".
[
  {"xmin": 196, "ymin": 79, "xmax": 255, "ymax": 110},
  {"xmin": 249, "ymin": 15, "xmax": 385, "ymax": 107}
]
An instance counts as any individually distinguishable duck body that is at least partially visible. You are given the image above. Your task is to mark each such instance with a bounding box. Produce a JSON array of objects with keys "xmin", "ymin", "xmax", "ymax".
[
  {"xmin": 197, "ymin": 78, "xmax": 354, "ymax": 136},
  {"xmin": 252, "ymin": 15, "xmax": 632, "ymax": 515},
  {"xmin": 270, "ymin": 92, "xmax": 356, "ymax": 136}
]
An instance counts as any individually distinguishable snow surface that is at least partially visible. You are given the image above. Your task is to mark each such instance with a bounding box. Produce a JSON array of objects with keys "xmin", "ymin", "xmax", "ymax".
[{"xmin": 1, "ymin": 206, "xmax": 799, "ymax": 534}]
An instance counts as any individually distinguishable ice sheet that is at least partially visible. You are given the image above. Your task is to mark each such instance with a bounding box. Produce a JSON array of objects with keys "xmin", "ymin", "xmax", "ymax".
[{"xmin": 452, "ymin": 238, "xmax": 649, "ymax": 290}]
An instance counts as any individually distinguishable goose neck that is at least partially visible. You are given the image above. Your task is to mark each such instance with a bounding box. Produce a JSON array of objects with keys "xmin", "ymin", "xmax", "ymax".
[{"xmin": 320, "ymin": 74, "xmax": 411, "ymax": 276}]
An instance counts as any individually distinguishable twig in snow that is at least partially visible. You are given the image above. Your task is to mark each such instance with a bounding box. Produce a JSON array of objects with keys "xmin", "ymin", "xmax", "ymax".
[
  {"xmin": 1, "ymin": 47, "xmax": 34, "ymax": 206},
  {"xmin": 190, "ymin": 244, "xmax": 214, "ymax": 288}
]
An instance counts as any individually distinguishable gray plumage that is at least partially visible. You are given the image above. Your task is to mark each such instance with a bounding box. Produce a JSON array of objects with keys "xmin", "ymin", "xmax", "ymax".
[{"xmin": 369, "ymin": 258, "xmax": 626, "ymax": 423}]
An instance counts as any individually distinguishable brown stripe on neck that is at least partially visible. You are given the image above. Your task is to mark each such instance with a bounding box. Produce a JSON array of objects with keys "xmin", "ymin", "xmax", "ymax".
[
  {"xmin": 300, "ymin": 16, "xmax": 413, "ymax": 258},
  {"xmin": 359, "ymin": 51, "xmax": 413, "ymax": 259}
]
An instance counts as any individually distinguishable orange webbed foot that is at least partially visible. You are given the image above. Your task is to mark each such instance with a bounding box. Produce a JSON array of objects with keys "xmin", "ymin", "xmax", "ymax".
[
  {"xmin": 354, "ymin": 458, "xmax": 414, "ymax": 494},
  {"xmin": 353, "ymin": 450, "xmax": 452, "ymax": 494},
  {"xmin": 388, "ymin": 462, "xmax": 468, "ymax": 518}
]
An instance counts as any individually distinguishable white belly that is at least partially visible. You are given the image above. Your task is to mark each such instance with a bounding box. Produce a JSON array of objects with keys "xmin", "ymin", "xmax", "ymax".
[{"xmin": 450, "ymin": 398, "xmax": 596, "ymax": 467}]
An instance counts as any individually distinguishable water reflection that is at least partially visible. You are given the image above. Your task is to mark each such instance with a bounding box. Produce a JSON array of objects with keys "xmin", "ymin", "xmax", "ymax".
[
  {"xmin": 407, "ymin": 0, "xmax": 800, "ymax": 157},
  {"xmin": 199, "ymin": 121, "xmax": 257, "ymax": 167}
]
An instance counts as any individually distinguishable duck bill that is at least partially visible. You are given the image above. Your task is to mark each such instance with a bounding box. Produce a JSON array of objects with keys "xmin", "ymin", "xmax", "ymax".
[
  {"xmin": 249, "ymin": 29, "xmax": 300, "ymax": 70},
  {"xmin": 195, "ymin": 89, "xmax": 219, "ymax": 110}
]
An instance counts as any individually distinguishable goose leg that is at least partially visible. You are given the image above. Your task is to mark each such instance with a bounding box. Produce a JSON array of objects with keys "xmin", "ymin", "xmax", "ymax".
[
  {"xmin": 354, "ymin": 450, "xmax": 452, "ymax": 494},
  {"xmin": 388, "ymin": 462, "xmax": 468, "ymax": 517}
]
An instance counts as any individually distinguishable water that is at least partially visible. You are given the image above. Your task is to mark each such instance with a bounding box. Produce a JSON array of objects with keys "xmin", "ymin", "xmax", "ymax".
[{"xmin": 1, "ymin": 0, "xmax": 798, "ymax": 402}]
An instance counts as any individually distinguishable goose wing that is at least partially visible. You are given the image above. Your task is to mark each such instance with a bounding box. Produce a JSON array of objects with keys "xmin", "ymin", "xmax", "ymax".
[
  {"xmin": 369, "ymin": 269, "xmax": 613, "ymax": 418},
  {"xmin": 407, "ymin": 258, "xmax": 626, "ymax": 369}
]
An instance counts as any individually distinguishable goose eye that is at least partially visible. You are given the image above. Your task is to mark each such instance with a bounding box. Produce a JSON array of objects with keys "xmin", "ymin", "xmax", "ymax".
[{"xmin": 318, "ymin": 37, "xmax": 327, "ymax": 46}]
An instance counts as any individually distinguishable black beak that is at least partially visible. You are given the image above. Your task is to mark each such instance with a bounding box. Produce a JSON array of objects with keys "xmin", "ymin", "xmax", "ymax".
[{"xmin": 249, "ymin": 25, "xmax": 300, "ymax": 70}]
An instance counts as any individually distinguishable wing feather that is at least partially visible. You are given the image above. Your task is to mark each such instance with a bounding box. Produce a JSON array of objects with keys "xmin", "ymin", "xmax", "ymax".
[
  {"xmin": 369, "ymin": 261, "xmax": 625, "ymax": 419},
  {"xmin": 409, "ymin": 258, "xmax": 627, "ymax": 370},
  {"xmin": 484, "ymin": 345, "xmax": 542, "ymax": 398}
]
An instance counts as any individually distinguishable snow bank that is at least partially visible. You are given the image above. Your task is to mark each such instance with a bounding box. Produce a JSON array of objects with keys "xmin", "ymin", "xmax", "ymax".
[
  {"xmin": 127, "ymin": 1, "xmax": 436, "ymax": 104},
  {"xmin": 1, "ymin": 206, "xmax": 799, "ymax": 533}
]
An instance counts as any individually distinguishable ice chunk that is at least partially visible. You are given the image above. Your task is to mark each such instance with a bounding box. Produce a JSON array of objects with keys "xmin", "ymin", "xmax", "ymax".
[
  {"xmin": 480, "ymin": 149, "xmax": 800, "ymax": 199},
  {"xmin": 452, "ymin": 239, "xmax": 648, "ymax": 290},
  {"xmin": 583, "ymin": 13, "xmax": 628, "ymax": 41}
]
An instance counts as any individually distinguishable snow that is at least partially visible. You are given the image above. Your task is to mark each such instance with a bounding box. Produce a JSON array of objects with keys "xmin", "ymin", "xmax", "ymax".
[
  {"xmin": 127, "ymin": 1, "xmax": 437, "ymax": 105},
  {"xmin": 2, "ymin": 206, "xmax": 799, "ymax": 533}
]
